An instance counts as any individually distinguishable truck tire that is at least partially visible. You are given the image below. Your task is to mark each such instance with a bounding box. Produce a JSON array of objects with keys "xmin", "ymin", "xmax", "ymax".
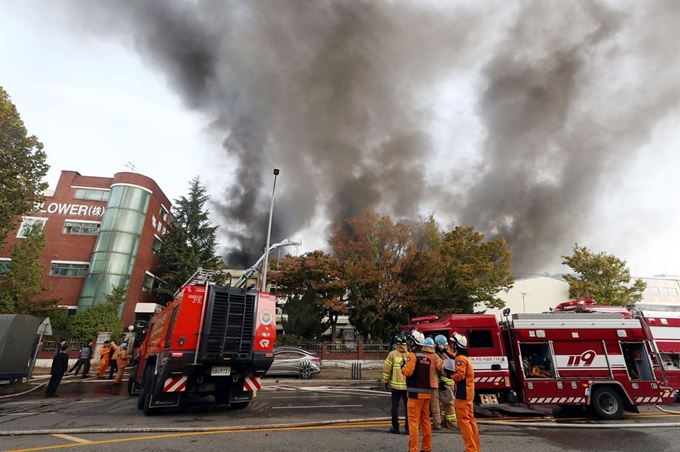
[
  {"xmin": 127, "ymin": 365, "xmax": 139, "ymax": 396},
  {"xmin": 142, "ymin": 367, "xmax": 158, "ymax": 416},
  {"xmin": 590, "ymin": 387, "xmax": 624, "ymax": 420},
  {"xmin": 230, "ymin": 401, "xmax": 250, "ymax": 410},
  {"xmin": 214, "ymin": 389, "xmax": 229, "ymax": 405}
]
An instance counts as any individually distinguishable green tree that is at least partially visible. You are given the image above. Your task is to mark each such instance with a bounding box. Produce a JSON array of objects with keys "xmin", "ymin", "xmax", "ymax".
[
  {"xmin": 281, "ymin": 292, "xmax": 328, "ymax": 340},
  {"xmin": 0, "ymin": 86, "xmax": 49, "ymax": 247},
  {"xmin": 270, "ymin": 250, "xmax": 349, "ymax": 341},
  {"xmin": 69, "ymin": 285, "xmax": 126, "ymax": 341},
  {"xmin": 561, "ymin": 243, "xmax": 646, "ymax": 306},
  {"xmin": 156, "ymin": 177, "xmax": 223, "ymax": 301},
  {"xmin": 0, "ymin": 223, "xmax": 56, "ymax": 314},
  {"xmin": 430, "ymin": 226, "xmax": 514, "ymax": 314}
]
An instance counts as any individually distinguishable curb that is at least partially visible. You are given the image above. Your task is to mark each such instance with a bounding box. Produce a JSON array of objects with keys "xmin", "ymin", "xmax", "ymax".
[{"xmin": 2, "ymin": 416, "xmax": 680, "ymax": 436}]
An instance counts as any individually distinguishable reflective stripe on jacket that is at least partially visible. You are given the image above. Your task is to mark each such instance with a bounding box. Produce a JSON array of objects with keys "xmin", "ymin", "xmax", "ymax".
[{"xmin": 383, "ymin": 344, "xmax": 409, "ymax": 390}]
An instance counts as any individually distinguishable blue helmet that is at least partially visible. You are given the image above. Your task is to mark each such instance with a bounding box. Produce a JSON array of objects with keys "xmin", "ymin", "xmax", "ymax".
[
  {"xmin": 424, "ymin": 337, "xmax": 435, "ymax": 347},
  {"xmin": 434, "ymin": 335, "xmax": 448, "ymax": 346}
]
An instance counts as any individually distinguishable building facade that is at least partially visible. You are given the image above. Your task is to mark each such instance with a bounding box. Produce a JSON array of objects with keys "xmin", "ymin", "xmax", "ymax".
[
  {"xmin": 0, "ymin": 171, "xmax": 172, "ymax": 328},
  {"xmin": 484, "ymin": 275, "xmax": 571, "ymax": 319}
]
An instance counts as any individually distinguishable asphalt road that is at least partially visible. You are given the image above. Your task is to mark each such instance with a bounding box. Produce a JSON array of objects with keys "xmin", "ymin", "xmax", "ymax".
[{"xmin": 1, "ymin": 375, "xmax": 679, "ymax": 452}]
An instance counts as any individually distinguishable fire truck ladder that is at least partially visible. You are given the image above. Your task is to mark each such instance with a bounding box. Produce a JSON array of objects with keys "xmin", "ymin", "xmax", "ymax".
[
  {"xmin": 173, "ymin": 268, "xmax": 222, "ymax": 298},
  {"xmin": 233, "ymin": 239, "xmax": 302, "ymax": 288},
  {"xmin": 635, "ymin": 314, "xmax": 670, "ymax": 387}
]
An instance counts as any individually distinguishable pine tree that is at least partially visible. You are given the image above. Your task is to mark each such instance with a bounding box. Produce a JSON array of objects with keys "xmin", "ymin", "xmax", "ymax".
[{"xmin": 156, "ymin": 177, "xmax": 223, "ymax": 301}]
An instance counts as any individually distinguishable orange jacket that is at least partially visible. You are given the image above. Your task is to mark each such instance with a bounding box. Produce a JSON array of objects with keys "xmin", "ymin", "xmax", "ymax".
[
  {"xmin": 422, "ymin": 345, "xmax": 442, "ymax": 389},
  {"xmin": 450, "ymin": 353, "xmax": 475, "ymax": 403}
]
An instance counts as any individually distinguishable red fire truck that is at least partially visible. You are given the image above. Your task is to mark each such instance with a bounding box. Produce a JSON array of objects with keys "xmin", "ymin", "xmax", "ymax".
[
  {"xmin": 403, "ymin": 310, "xmax": 677, "ymax": 419},
  {"xmin": 551, "ymin": 299, "xmax": 680, "ymax": 401},
  {"xmin": 128, "ymin": 241, "xmax": 299, "ymax": 415}
]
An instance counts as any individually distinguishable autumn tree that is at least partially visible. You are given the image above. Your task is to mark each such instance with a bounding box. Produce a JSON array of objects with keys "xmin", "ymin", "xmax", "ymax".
[
  {"xmin": 156, "ymin": 177, "xmax": 224, "ymax": 301},
  {"xmin": 270, "ymin": 250, "xmax": 349, "ymax": 341},
  {"xmin": 0, "ymin": 223, "xmax": 57, "ymax": 314},
  {"xmin": 431, "ymin": 226, "xmax": 514, "ymax": 314},
  {"xmin": 0, "ymin": 86, "xmax": 49, "ymax": 247},
  {"xmin": 329, "ymin": 209, "xmax": 432, "ymax": 341},
  {"xmin": 561, "ymin": 244, "xmax": 646, "ymax": 306}
]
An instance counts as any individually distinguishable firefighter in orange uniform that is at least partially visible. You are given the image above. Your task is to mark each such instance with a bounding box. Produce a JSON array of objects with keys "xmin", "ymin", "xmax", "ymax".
[
  {"xmin": 443, "ymin": 333, "xmax": 480, "ymax": 452},
  {"xmin": 401, "ymin": 330, "xmax": 434, "ymax": 452},
  {"xmin": 422, "ymin": 337, "xmax": 443, "ymax": 430},
  {"xmin": 97, "ymin": 341, "xmax": 112, "ymax": 379}
]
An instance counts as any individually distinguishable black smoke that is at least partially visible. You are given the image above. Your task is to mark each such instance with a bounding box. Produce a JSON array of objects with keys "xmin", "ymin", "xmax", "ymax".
[{"xmin": 58, "ymin": 0, "xmax": 679, "ymax": 272}]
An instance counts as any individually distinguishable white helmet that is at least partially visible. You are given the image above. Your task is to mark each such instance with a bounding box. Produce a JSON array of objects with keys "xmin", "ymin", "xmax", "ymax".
[
  {"xmin": 451, "ymin": 333, "xmax": 467, "ymax": 349},
  {"xmin": 410, "ymin": 330, "xmax": 426, "ymax": 346}
]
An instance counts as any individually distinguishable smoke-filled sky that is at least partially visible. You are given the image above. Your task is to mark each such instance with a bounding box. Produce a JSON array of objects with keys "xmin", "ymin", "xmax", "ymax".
[{"xmin": 1, "ymin": 0, "xmax": 678, "ymax": 275}]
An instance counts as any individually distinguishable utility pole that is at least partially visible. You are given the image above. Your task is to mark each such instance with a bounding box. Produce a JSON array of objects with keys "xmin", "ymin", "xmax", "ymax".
[
  {"xmin": 261, "ymin": 168, "xmax": 279, "ymax": 292},
  {"xmin": 520, "ymin": 292, "xmax": 528, "ymax": 313}
]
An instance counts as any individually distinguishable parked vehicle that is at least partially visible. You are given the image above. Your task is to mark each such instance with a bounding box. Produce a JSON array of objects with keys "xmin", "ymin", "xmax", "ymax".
[
  {"xmin": 401, "ymin": 307, "xmax": 677, "ymax": 420},
  {"xmin": 0, "ymin": 315, "xmax": 41, "ymax": 385},
  {"xmin": 265, "ymin": 347, "xmax": 321, "ymax": 379}
]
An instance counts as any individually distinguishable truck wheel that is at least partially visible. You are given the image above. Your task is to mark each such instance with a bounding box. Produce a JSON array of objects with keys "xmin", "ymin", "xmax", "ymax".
[
  {"xmin": 590, "ymin": 387, "xmax": 624, "ymax": 420},
  {"xmin": 214, "ymin": 389, "xmax": 229, "ymax": 405},
  {"xmin": 142, "ymin": 367, "xmax": 158, "ymax": 416},
  {"xmin": 230, "ymin": 401, "xmax": 250, "ymax": 410},
  {"xmin": 127, "ymin": 365, "xmax": 138, "ymax": 396}
]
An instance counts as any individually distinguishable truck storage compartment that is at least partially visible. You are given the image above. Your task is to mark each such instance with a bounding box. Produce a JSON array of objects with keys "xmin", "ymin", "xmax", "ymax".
[{"xmin": 199, "ymin": 286, "xmax": 256, "ymax": 362}]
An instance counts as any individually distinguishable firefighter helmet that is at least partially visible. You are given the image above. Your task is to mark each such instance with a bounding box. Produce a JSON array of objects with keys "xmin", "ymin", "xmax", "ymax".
[
  {"xmin": 434, "ymin": 335, "xmax": 448, "ymax": 347},
  {"xmin": 395, "ymin": 335, "xmax": 407, "ymax": 345},
  {"xmin": 424, "ymin": 337, "xmax": 435, "ymax": 348},
  {"xmin": 451, "ymin": 333, "xmax": 467, "ymax": 349},
  {"xmin": 410, "ymin": 330, "xmax": 426, "ymax": 346}
]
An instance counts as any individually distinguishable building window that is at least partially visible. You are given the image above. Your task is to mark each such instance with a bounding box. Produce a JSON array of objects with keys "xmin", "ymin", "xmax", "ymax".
[
  {"xmin": 151, "ymin": 236, "xmax": 162, "ymax": 255},
  {"xmin": 152, "ymin": 278, "xmax": 164, "ymax": 297},
  {"xmin": 17, "ymin": 217, "xmax": 47, "ymax": 238},
  {"xmin": 0, "ymin": 258, "xmax": 10, "ymax": 275},
  {"xmin": 63, "ymin": 220, "xmax": 101, "ymax": 235},
  {"xmin": 160, "ymin": 205, "xmax": 169, "ymax": 222},
  {"xmin": 663, "ymin": 287, "xmax": 678, "ymax": 296},
  {"xmin": 49, "ymin": 262, "xmax": 90, "ymax": 277},
  {"xmin": 142, "ymin": 273, "xmax": 154, "ymax": 293},
  {"xmin": 648, "ymin": 287, "xmax": 660, "ymax": 295},
  {"xmin": 468, "ymin": 330, "xmax": 494, "ymax": 349},
  {"xmin": 74, "ymin": 188, "xmax": 110, "ymax": 201}
]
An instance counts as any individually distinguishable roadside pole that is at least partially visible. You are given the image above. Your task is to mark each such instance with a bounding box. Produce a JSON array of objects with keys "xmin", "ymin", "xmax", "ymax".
[{"xmin": 27, "ymin": 317, "xmax": 52, "ymax": 381}]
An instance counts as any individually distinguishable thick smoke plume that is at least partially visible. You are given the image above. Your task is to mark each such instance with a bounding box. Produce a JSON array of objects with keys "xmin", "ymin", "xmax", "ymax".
[{"xmin": 63, "ymin": 0, "xmax": 679, "ymax": 272}]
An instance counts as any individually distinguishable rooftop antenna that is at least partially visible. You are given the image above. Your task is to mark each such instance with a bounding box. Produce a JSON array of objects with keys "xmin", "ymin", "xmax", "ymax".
[
  {"xmin": 519, "ymin": 292, "xmax": 529, "ymax": 313},
  {"xmin": 125, "ymin": 161, "xmax": 140, "ymax": 173}
]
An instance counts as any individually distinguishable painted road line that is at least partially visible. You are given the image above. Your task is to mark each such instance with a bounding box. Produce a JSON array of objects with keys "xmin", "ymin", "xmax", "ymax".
[
  {"xmin": 52, "ymin": 434, "xmax": 91, "ymax": 443},
  {"xmin": 272, "ymin": 404, "xmax": 363, "ymax": 409}
]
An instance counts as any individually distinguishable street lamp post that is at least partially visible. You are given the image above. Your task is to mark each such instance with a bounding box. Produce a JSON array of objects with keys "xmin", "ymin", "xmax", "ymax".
[{"xmin": 261, "ymin": 168, "xmax": 279, "ymax": 292}]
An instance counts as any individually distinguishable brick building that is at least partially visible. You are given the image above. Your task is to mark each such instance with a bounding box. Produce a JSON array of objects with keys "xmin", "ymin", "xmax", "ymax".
[{"xmin": 0, "ymin": 170, "xmax": 172, "ymax": 328}]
